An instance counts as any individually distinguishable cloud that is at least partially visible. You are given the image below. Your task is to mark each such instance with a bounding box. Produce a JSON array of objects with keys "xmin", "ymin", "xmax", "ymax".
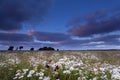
[
  {"xmin": 92, "ymin": 35, "xmax": 120, "ymax": 43},
  {"xmin": 0, "ymin": 33, "xmax": 119, "ymax": 50},
  {"xmin": 57, "ymin": 35, "xmax": 120, "ymax": 48},
  {"xmin": 27, "ymin": 30, "xmax": 71, "ymax": 42},
  {"xmin": 68, "ymin": 8, "xmax": 120, "ymax": 37},
  {"xmin": 91, "ymin": 35, "xmax": 120, "ymax": 46},
  {"xmin": 0, "ymin": 32, "xmax": 33, "ymax": 42},
  {"xmin": 0, "ymin": 0, "xmax": 52, "ymax": 31}
]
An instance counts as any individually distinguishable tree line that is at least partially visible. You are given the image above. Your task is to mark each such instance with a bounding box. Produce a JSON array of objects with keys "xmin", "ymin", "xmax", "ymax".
[{"xmin": 7, "ymin": 46, "xmax": 59, "ymax": 51}]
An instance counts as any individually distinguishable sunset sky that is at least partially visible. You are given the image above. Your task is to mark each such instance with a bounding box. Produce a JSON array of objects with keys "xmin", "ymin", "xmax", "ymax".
[{"xmin": 0, "ymin": 0, "xmax": 120, "ymax": 50}]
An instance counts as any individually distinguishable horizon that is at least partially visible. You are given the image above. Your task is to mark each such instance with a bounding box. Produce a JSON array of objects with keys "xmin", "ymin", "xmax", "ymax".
[{"xmin": 0, "ymin": 0, "xmax": 120, "ymax": 50}]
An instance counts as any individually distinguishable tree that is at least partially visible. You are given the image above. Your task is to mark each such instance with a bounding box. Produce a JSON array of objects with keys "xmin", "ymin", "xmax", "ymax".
[
  {"xmin": 38, "ymin": 46, "xmax": 55, "ymax": 51},
  {"xmin": 57, "ymin": 49, "xmax": 59, "ymax": 51},
  {"xmin": 19, "ymin": 46, "xmax": 23, "ymax": 50},
  {"xmin": 30, "ymin": 48, "xmax": 34, "ymax": 51},
  {"xmin": 8, "ymin": 46, "xmax": 14, "ymax": 51},
  {"xmin": 48, "ymin": 47, "xmax": 55, "ymax": 50}
]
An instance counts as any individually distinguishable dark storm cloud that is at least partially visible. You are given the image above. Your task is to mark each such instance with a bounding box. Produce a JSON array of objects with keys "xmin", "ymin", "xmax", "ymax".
[
  {"xmin": 0, "ymin": 0, "xmax": 52, "ymax": 31},
  {"xmin": 27, "ymin": 31, "xmax": 71, "ymax": 42},
  {"xmin": 68, "ymin": 8, "xmax": 120, "ymax": 37},
  {"xmin": 0, "ymin": 32, "xmax": 33, "ymax": 42}
]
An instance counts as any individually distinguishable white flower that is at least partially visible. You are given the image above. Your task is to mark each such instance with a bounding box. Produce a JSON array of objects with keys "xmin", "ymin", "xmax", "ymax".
[
  {"xmin": 112, "ymin": 68, "xmax": 120, "ymax": 79},
  {"xmin": 13, "ymin": 77, "xmax": 18, "ymax": 80},
  {"xmin": 42, "ymin": 61, "xmax": 47, "ymax": 66},
  {"xmin": 43, "ymin": 76, "xmax": 50, "ymax": 80},
  {"xmin": 27, "ymin": 74, "xmax": 32, "ymax": 78},
  {"xmin": 39, "ymin": 77, "xmax": 43, "ymax": 79},
  {"xmin": 15, "ymin": 72, "xmax": 21, "ymax": 77},
  {"xmin": 93, "ymin": 77, "xmax": 97, "ymax": 80},
  {"xmin": 16, "ymin": 70, "xmax": 21, "ymax": 73},
  {"xmin": 15, "ymin": 57, "xmax": 20, "ymax": 64},
  {"xmin": 23, "ymin": 69, "xmax": 29, "ymax": 72},
  {"xmin": 41, "ymin": 69, "xmax": 45, "ymax": 72},
  {"xmin": 77, "ymin": 77, "xmax": 81, "ymax": 80},
  {"xmin": 63, "ymin": 70, "xmax": 71, "ymax": 74},
  {"xmin": 69, "ymin": 66, "xmax": 74, "ymax": 71},
  {"xmin": 100, "ymin": 67, "xmax": 105, "ymax": 72},
  {"xmin": 54, "ymin": 71, "xmax": 58, "ymax": 75},
  {"xmin": 29, "ymin": 70, "xmax": 35, "ymax": 75},
  {"xmin": 18, "ymin": 75, "xmax": 24, "ymax": 79},
  {"xmin": 36, "ymin": 72, "xmax": 44, "ymax": 77},
  {"xmin": 8, "ymin": 59, "xmax": 15, "ymax": 64},
  {"xmin": 82, "ymin": 77, "xmax": 86, "ymax": 79},
  {"xmin": 93, "ymin": 68, "xmax": 97, "ymax": 72}
]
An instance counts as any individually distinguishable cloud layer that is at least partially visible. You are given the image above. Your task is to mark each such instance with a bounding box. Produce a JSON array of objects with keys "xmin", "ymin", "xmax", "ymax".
[
  {"xmin": 0, "ymin": 32, "xmax": 33, "ymax": 42},
  {"xmin": 0, "ymin": 3, "xmax": 120, "ymax": 50},
  {"xmin": 68, "ymin": 8, "xmax": 120, "ymax": 37},
  {"xmin": 0, "ymin": 0, "xmax": 51, "ymax": 31},
  {"xmin": 27, "ymin": 30, "xmax": 71, "ymax": 42}
]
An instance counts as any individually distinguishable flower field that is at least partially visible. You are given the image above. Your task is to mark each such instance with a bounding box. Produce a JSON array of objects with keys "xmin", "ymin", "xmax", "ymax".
[{"xmin": 0, "ymin": 51, "xmax": 120, "ymax": 80}]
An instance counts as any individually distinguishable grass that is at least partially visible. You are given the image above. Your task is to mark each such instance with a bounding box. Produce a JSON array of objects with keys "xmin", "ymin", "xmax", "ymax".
[{"xmin": 0, "ymin": 50, "xmax": 120, "ymax": 80}]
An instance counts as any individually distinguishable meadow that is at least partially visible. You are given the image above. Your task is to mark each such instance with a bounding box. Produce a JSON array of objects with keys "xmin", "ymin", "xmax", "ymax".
[{"xmin": 0, "ymin": 50, "xmax": 120, "ymax": 80}]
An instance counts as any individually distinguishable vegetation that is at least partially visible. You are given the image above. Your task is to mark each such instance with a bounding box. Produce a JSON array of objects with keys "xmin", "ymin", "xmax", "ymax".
[
  {"xmin": 8, "ymin": 46, "xmax": 14, "ymax": 51},
  {"xmin": 0, "ymin": 51, "xmax": 120, "ymax": 80},
  {"xmin": 7, "ymin": 46, "xmax": 55, "ymax": 51}
]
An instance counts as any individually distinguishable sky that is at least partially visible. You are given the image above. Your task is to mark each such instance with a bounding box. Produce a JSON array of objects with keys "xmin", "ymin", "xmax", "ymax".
[{"xmin": 0, "ymin": 0, "xmax": 120, "ymax": 50}]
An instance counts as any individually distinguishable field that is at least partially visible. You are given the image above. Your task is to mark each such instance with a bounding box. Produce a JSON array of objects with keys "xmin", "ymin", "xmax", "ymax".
[{"xmin": 0, "ymin": 50, "xmax": 120, "ymax": 80}]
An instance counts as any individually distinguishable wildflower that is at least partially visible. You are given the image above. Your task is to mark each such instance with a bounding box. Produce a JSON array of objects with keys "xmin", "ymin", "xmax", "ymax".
[
  {"xmin": 15, "ymin": 72, "xmax": 21, "ymax": 77},
  {"xmin": 23, "ymin": 69, "xmax": 29, "ymax": 72},
  {"xmin": 27, "ymin": 74, "xmax": 32, "ymax": 78},
  {"xmin": 49, "ymin": 60, "xmax": 52, "ymax": 63},
  {"xmin": 18, "ymin": 75, "xmax": 24, "ymax": 79},
  {"xmin": 93, "ymin": 77, "xmax": 97, "ymax": 80},
  {"xmin": 78, "ymin": 77, "xmax": 81, "ymax": 80},
  {"xmin": 39, "ymin": 77, "xmax": 43, "ymax": 79},
  {"xmin": 41, "ymin": 69, "xmax": 45, "ymax": 72},
  {"xmin": 93, "ymin": 68, "xmax": 97, "ymax": 72},
  {"xmin": 53, "ymin": 71, "xmax": 58, "ymax": 75},
  {"xmin": 69, "ymin": 66, "xmax": 74, "ymax": 71},
  {"xmin": 63, "ymin": 70, "xmax": 71, "ymax": 74},
  {"xmin": 100, "ymin": 67, "xmax": 105, "ymax": 72},
  {"xmin": 29, "ymin": 70, "xmax": 35, "ymax": 74},
  {"xmin": 112, "ymin": 68, "xmax": 120, "ymax": 79},
  {"xmin": 82, "ymin": 77, "xmax": 86, "ymax": 80},
  {"xmin": 16, "ymin": 70, "xmax": 21, "ymax": 73},
  {"xmin": 46, "ymin": 64, "xmax": 50, "ymax": 68},
  {"xmin": 13, "ymin": 77, "xmax": 18, "ymax": 80},
  {"xmin": 42, "ymin": 61, "xmax": 47, "ymax": 66},
  {"xmin": 54, "ymin": 65, "xmax": 59, "ymax": 71},
  {"xmin": 36, "ymin": 72, "xmax": 44, "ymax": 77},
  {"xmin": 43, "ymin": 76, "xmax": 50, "ymax": 80}
]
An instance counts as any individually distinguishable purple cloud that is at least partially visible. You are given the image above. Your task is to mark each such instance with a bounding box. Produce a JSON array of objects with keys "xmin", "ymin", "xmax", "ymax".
[
  {"xmin": 27, "ymin": 30, "xmax": 71, "ymax": 42},
  {"xmin": 68, "ymin": 8, "xmax": 120, "ymax": 37}
]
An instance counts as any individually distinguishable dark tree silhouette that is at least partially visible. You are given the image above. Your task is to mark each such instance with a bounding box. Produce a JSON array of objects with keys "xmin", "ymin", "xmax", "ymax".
[
  {"xmin": 19, "ymin": 46, "xmax": 23, "ymax": 50},
  {"xmin": 8, "ymin": 46, "xmax": 14, "ymax": 51},
  {"xmin": 38, "ymin": 46, "xmax": 55, "ymax": 51},
  {"xmin": 57, "ymin": 49, "xmax": 59, "ymax": 51},
  {"xmin": 30, "ymin": 48, "xmax": 34, "ymax": 51},
  {"xmin": 48, "ymin": 47, "xmax": 55, "ymax": 50}
]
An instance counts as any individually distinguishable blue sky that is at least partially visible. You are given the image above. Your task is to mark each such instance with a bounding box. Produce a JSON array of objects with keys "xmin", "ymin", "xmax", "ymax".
[{"xmin": 0, "ymin": 0, "xmax": 120, "ymax": 50}]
